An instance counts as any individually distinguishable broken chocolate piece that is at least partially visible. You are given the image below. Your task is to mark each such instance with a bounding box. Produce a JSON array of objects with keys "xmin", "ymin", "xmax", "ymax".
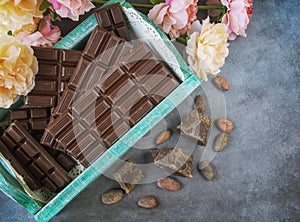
[
  {"xmin": 113, "ymin": 160, "xmax": 143, "ymax": 193},
  {"xmin": 0, "ymin": 122, "xmax": 71, "ymax": 192},
  {"xmin": 177, "ymin": 109, "xmax": 212, "ymax": 146},
  {"xmin": 9, "ymin": 107, "xmax": 76, "ymax": 172},
  {"xmin": 94, "ymin": 3, "xmax": 130, "ymax": 41},
  {"xmin": 151, "ymin": 148, "xmax": 193, "ymax": 178}
]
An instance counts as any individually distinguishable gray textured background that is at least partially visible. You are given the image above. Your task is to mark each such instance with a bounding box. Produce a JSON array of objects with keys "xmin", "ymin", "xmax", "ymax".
[{"xmin": 0, "ymin": 0, "xmax": 299, "ymax": 221}]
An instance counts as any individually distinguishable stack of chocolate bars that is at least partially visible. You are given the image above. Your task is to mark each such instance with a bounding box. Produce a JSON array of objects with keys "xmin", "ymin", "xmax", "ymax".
[{"xmin": 0, "ymin": 3, "xmax": 180, "ymax": 193}]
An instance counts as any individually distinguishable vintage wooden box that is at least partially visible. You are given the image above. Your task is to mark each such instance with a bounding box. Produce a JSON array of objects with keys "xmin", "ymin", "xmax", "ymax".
[{"xmin": 0, "ymin": 0, "xmax": 202, "ymax": 221}]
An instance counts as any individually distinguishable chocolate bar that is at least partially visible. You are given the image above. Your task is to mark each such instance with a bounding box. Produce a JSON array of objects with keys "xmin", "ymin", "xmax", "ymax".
[
  {"xmin": 9, "ymin": 108, "xmax": 51, "ymax": 140},
  {"xmin": 43, "ymin": 147, "xmax": 75, "ymax": 172},
  {"xmin": 52, "ymin": 26, "xmax": 133, "ymax": 119},
  {"xmin": 24, "ymin": 47, "xmax": 81, "ymax": 108},
  {"xmin": 9, "ymin": 108, "xmax": 76, "ymax": 172},
  {"xmin": 0, "ymin": 122, "xmax": 71, "ymax": 192},
  {"xmin": 94, "ymin": 3, "xmax": 130, "ymax": 41},
  {"xmin": 41, "ymin": 43, "xmax": 179, "ymax": 167}
]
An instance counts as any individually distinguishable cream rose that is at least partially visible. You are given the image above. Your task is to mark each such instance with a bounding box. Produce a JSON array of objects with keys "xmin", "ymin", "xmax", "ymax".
[
  {"xmin": 0, "ymin": 0, "xmax": 43, "ymax": 32},
  {"xmin": 0, "ymin": 34, "xmax": 38, "ymax": 108},
  {"xmin": 186, "ymin": 18, "xmax": 229, "ymax": 81}
]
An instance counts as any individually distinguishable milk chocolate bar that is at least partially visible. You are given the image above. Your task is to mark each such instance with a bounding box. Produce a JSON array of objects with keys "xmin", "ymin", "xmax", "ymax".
[
  {"xmin": 0, "ymin": 122, "xmax": 71, "ymax": 192},
  {"xmin": 24, "ymin": 47, "xmax": 82, "ymax": 108},
  {"xmin": 9, "ymin": 108, "xmax": 76, "ymax": 172},
  {"xmin": 52, "ymin": 26, "xmax": 133, "ymax": 119},
  {"xmin": 41, "ymin": 43, "xmax": 179, "ymax": 167},
  {"xmin": 94, "ymin": 3, "xmax": 130, "ymax": 41}
]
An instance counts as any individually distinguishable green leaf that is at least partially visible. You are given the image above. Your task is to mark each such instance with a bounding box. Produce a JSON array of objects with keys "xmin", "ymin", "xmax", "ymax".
[
  {"xmin": 39, "ymin": 0, "xmax": 51, "ymax": 11},
  {"xmin": 7, "ymin": 30, "xmax": 12, "ymax": 36},
  {"xmin": 150, "ymin": 0, "xmax": 165, "ymax": 5}
]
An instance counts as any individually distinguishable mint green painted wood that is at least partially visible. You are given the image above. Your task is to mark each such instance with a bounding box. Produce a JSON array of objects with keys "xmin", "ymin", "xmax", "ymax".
[
  {"xmin": 0, "ymin": 163, "xmax": 44, "ymax": 214},
  {"xmin": 34, "ymin": 74, "xmax": 201, "ymax": 222}
]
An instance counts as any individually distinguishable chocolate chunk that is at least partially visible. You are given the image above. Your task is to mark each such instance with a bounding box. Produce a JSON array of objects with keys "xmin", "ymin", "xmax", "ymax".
[
  {"xmin": 0, "ymin": 122, "xmax": 71, "ymax": 192},
  {"xmin": 151, "ymin": 148, "xmax": 193, "ymax": 178},
  {"xmin": 24, "ymin": 47, "xmax": 81, "ymax": 108},
  {"xmin": 41, "ymin": 43, "xmax": 179, "ymax": 167},
  {"xmin": 177, "ymin": 109, "xmax": 212, "ymax": 146},
  {"xmin": 113, "ymin": 160, "xmax": 143, "ymax": 194},
  {"xmin": 94, "ymin": 3, "xmax": 130, "ymax": 41}
]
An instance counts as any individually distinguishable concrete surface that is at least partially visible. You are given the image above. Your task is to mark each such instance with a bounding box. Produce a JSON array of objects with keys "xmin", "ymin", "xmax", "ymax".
[{"xmin": 0, "ymin": 0, "xmax": 299, "ymax": 221}]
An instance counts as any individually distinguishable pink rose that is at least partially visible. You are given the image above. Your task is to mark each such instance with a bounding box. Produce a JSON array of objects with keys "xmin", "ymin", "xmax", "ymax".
[
  {"xmin": 221, "ymin": 0, "xmax": 250, "ymax": 40},
  {"xmin": 15, "ymin": 15, "xmax": 61, "ymax": 47},
  {"xmin": 148, "ymin": 0, "xmax": 198, "ymax": 40},
  {"xmin": 47, "ymin": 0, "xmax": 94, "ymax": 21}
]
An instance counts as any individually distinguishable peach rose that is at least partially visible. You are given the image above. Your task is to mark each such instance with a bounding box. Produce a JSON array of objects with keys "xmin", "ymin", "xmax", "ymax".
[
  {"xmin": 186, "ymin": 18, "xmax": 229, "ymax": 81},
  {"xmin": 0, "ymin": 0, "xmax": 43, "ymax": 32},
  {"xmin": 47, "ymin": 0, "xmax": 94, "ymax": 21},
  {"xmin": 148, "ymin": 0, "xmax": 198, "ymax": 40},
  {"xmin": 0, "ymin": 33, "xmax": 38, "ymax": 108}
]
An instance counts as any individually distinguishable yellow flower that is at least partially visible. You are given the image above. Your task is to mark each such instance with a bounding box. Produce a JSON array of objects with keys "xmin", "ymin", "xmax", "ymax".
[
  {"xmin": 0, "ymin": 0, "xmax": 43, "ymax": 33},
  {"xmin": 0, "ymin": 33, "xmax": 38, "ymax": 108},
  {"xmin": 186, "ymin": 18, "xmax": 229, "ymax": 81}
]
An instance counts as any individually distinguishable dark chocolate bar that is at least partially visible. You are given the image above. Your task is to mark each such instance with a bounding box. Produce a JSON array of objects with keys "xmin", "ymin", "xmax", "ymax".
[
  {"xmin": 94, "ymin": 3, "xmax": 130, "ymax": 41},
  {"xmin": 0, "ymin": 122, "xmax": 71, "ymax": 192},
  {"xmin": 9, "ymin": 108, "xmax": 76, "ymax": 172},
  {"xmin": 24, "ymin": 47, "xmax": 81, "ymax": 108},
  {"xmin": 9, "ymin": 108, "xmax": 51, "ymax": 139},
  {"xmin": 52, "ymin": 26, "xmax": 133, "ymax": 119},
  {"xmin": 41, "ymin": 43, "xmax": 179, "ymax": 167}
]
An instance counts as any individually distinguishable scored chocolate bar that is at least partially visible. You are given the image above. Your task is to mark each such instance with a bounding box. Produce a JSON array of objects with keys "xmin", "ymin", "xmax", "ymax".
[
  {"xmin": 0, "ymin": 122, "xmax": 71, "ymax": 192},
  {"xmin": 94, "ymin": 3, "xmax": 130, "ymax": 41},
  {"xmin": 41, "ymin": 43, "xmax": 179, "ymax": 167},
  {"xmin": 9, "ymin": 108, "xmax": 51, "ymax": 141},
  {"xmin": 9, "ymin": 108, "xmax": 76, "ymax": 172},
  {"xmin": 52, "ymin": 26, "xmax": 133, "ymax": 119},
  {"xmin": 24, "ymin": 47, "xmax": 82, "ymax": 108}
]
